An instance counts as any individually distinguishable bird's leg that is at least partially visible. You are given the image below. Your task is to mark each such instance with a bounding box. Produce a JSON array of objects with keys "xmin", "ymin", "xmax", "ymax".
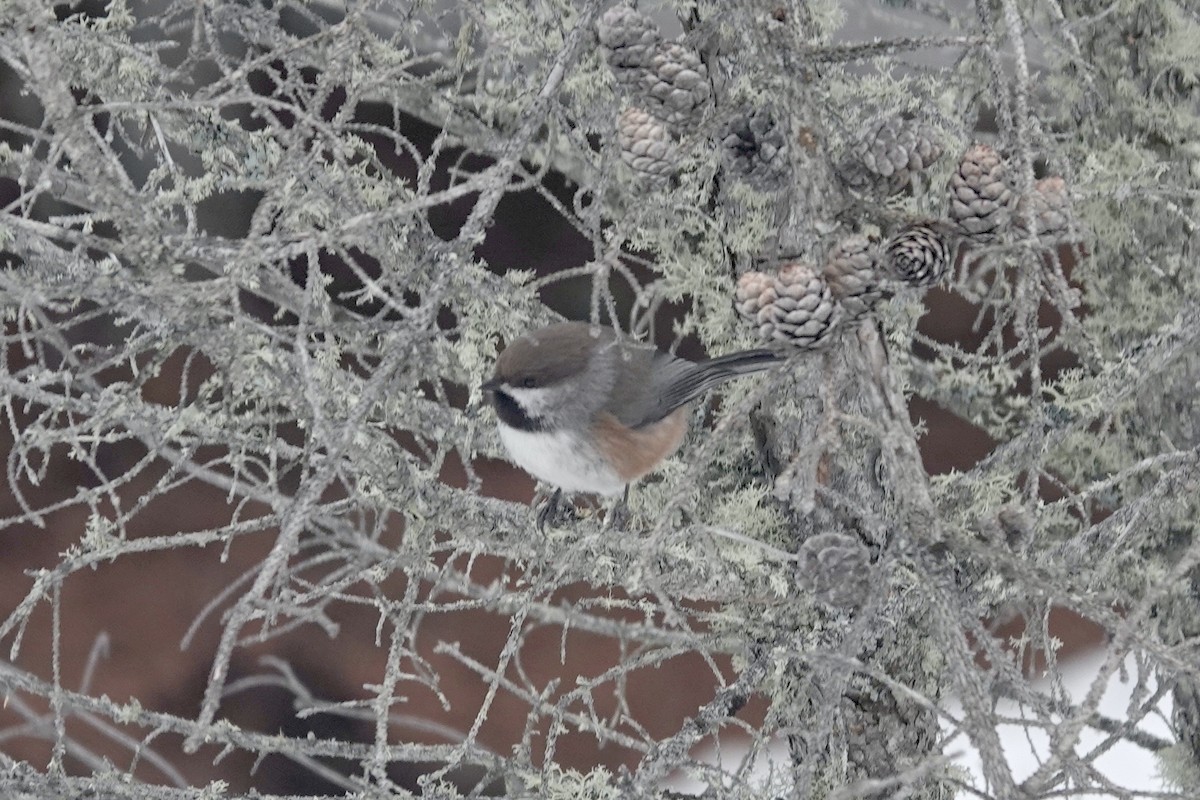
[
  {"xmin": 536, "ymin": 488, "xmax": 562, "ymax": 533},
  {"xmin": 604, "ymin": 485, "xmax": 631, "ymax": 531}
]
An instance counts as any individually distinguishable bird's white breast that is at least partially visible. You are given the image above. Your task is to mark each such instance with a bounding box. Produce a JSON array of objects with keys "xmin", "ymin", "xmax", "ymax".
[{"xmin": 496, "ymin": 423, "xmax": 626, "ymax": 496}]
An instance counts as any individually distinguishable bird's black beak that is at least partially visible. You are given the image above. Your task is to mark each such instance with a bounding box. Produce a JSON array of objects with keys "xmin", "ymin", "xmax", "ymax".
[{"xmin": 480, "ymin": 376, "xmax": 502, "ymax": 394}]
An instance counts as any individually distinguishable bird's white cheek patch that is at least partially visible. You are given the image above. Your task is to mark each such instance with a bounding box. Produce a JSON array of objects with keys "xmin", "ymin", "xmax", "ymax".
[{"xmin": 497, "ymin": 425, "xmax": 625, "ymax": 496}]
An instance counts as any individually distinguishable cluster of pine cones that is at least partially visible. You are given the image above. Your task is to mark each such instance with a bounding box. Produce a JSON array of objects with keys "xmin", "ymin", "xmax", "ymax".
[
  {"xmin": 734, "ymin": 220, "xmax": 954, "ymax": 349},
  {"xmin": 596, "ymin": 4, "xmax": 1078, "ymax": 351},
  {"xmin": 946, "ymin": 143, "xmax": 1074, "ymax": 246},
  {"xmin": 598, "ymin": 5, "xmax": 711, "ymax": 184},
  {"xmin": 735, "ymin": 139, "xmax": 1077, "ymax": 350},
  {"xmin": 599, "ymin": 5, "xmax": 790, "ymax": 188},
  {"xmin": 837, "ymin": 123, "xmax": 1075, "ymax": 247}
]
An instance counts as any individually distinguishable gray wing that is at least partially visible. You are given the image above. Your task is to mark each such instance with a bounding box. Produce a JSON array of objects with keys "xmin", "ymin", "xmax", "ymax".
[{"xmin": 605, "ymin": 344, "xmax": 781, "ymax": 429}]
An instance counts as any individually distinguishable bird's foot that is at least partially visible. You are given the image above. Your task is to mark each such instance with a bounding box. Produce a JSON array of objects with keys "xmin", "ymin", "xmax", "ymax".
[
  {"xmin": 604, "ymin": 487, "xmax": 631, "ymax": 531},
  {"xmin": 535, "ymin": 489, "xmax": 577, "ymax": 533}
]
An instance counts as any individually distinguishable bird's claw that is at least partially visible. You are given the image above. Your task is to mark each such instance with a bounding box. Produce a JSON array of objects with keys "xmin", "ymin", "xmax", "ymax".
[{"xmin": 535, "ymin": 489, "xmax": 577, "ymax": 533}]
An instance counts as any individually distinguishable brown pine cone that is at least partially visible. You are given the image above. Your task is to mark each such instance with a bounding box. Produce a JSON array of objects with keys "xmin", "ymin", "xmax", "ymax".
[
  {"xmin": 1014, "ymin": 176, "xmax": 1074, "ymax": 244},
  {"xmin": 597, "ymin": 4, "xmax": 660, "ymax": 84},
  {"xmin": 823, "ymin": 234, "xmax": 886, "ymax": 319},
  {"xmin": 617, "ymin": 107, "xmax": 677, "ymax": 184},
  {"xmin": 839, "ymin": 118, "xmax": 942, "ymax": 193},
  {"xmin": 885, "ymin": 220, "xmax": 956, "ymax": 287},
  {"xmin": 948, "ymin": 143, "xmax": 1013, "ymax": 241},
  {"xmin": 735, "ymin": 271, "xmax": 778, "ymax": 322},
  {"xmin": 637, "ymin": 42, "xmax": 711, "ymax": 127},
  {"xmin": 721, "ymin": 108, "xmax": 788, "ymax": 188},
  {"xmin": 759, "ymin": 263, "xmax": 843, "ymax": 349}
]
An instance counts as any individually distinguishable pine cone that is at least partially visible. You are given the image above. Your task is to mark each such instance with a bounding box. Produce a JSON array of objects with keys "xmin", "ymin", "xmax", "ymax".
[
  {"xmin": 637, "ymin": 42, "xmax": 711, "ymax": 127},
  {"xmin": 617, "ymin": 107, "xmax": 677, "ymax": 183},
  {"xmin": 839, "ymin": 118, "xmax": 942, "ymax": 193},
  {"xmin": 823, "ymin": 234, "xmax": 886, "ymax": 319},
  {"xmin": 597, "ymin": 4, "xmax": 660, "ymax": 83},
  {"xmin": 885, "ymin": 220, "xmax": 956, "ymax": 287},
  {"xmin": 734, "ymin": 271, "xmax": 778, "ymax": 322},
  {"xmin": 796, "ymin": 532, "xmax": 871, "ymax": 609},
  {"xmin": 720, "ymin": 108, "xmax": 788, "ymax": 188},
  {"xmin": 1014, "ymin": 176, "xmax": 1073, "ymax": 244},
  {"xmin": 758, "ymin": 263, "xmax": 843, "ymax": 349},
  {"xmin": 948, "ymin": 143, "xmax": 1013, "ymax": 241}
]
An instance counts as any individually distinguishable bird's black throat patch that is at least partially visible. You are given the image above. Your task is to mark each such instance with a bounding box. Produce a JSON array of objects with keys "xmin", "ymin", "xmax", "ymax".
[{"xmin": 490, "ymin": 390, "xmax": 545, "ymax": 432}]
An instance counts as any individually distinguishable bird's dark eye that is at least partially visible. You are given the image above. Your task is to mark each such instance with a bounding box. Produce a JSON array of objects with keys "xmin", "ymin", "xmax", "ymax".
[{"xmin": 521, "ymin": 376, "xmax": 537, "ymax": 388}]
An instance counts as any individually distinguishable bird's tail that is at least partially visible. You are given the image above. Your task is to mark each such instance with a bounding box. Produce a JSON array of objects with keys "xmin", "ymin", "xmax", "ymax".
[
  {"xmin": 660, "ymin": 349, "xmax": 784, "ymax": 411},
  {"xmin": 699, "ymin": 349, "xmax": 784, "ymax": 378}
]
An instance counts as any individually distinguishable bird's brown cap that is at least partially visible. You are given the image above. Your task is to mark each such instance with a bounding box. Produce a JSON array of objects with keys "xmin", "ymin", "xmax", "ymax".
[{"xmin": 486, "ymin": 322, "xmax": 615, "ymax": 390}]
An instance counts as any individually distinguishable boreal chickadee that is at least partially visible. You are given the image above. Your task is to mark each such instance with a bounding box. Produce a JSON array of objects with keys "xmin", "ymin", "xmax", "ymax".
[{"xmin": 481, "ymin": 322, "xmax": 782, "ymax": 503}]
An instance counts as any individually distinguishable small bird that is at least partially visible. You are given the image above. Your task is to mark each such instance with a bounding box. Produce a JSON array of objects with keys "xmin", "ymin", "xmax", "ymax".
[{"xmin": 481, "ymin": 322, "xmax": 783, "ymax": 527}]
